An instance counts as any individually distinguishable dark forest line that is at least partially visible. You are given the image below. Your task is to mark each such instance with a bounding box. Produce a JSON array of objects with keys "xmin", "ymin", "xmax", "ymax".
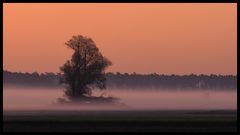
[{"xmin": 3, "ymin": 70, "xmax": 237, "ymax": 90}]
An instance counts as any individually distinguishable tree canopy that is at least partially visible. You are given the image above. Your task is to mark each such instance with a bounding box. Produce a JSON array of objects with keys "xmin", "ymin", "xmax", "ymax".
[{"xmin": 60, "ymin": 35, "xmax": 112, "ymax": 100}]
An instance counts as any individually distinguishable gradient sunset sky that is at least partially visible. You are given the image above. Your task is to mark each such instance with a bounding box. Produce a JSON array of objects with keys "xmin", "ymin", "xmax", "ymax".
[{"xmin": 3, "ymin": 3, "xmax": 237, "ymax": 75}]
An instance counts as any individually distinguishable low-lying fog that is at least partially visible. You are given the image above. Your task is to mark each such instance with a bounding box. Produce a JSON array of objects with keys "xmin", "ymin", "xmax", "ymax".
[{"xmin": 3, "ymin": 86, "xmax": 237, "ymax": 111}]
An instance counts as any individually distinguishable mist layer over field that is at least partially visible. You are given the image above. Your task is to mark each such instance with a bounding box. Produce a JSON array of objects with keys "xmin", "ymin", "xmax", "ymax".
[{"xmin": 3, "ymin": 87, "xmax": 237, "ymax": 111}]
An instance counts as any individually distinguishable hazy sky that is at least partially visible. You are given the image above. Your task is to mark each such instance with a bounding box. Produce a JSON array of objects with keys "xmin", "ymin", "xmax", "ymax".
[{"xmin": 3, "ymin": 3, "xmax": 237, "ymax": 75}]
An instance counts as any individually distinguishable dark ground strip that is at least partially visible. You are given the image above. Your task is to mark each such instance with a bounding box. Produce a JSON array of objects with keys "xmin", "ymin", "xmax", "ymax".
[
  {"xmin": 4, "ymin": 110, "xmax": 237, "ymax": 132},
  {"xmin": 4, "ymin": 120, "xmax": 236, "ymax": 132}
]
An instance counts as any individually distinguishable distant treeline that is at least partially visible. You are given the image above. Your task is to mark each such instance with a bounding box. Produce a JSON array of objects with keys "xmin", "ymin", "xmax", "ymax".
[{"xmin": 3, "ymin": 70, "xmax": 237, "ymax": 90}]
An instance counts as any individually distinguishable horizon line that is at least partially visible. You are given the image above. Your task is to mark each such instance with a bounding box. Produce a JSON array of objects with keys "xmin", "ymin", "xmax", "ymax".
[{"xmin": 3, "ymin": 69, "xmax": 237, "ymax": 76}]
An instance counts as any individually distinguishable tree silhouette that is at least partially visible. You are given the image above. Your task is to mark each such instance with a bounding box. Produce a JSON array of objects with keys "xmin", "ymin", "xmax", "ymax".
[{"xmin": 60, "ymin": 35, "xmax": 112, "ymax": 100}]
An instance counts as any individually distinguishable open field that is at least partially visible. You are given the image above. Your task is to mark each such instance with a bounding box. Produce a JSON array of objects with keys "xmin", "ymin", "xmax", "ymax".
[{"xmin": 3, "ymin": 110, "xmax": 237, "ymax": 132}]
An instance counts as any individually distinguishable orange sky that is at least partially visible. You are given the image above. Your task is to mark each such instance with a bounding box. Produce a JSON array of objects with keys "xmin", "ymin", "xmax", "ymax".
[{"xmin": 3, "ymin": 3, "xmax": 237, "ymax": 75}]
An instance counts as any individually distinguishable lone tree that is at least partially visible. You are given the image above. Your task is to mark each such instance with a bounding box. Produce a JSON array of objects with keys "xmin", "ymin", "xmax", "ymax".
[{"xmin": 60, "ymin": 35, "xmax": 112, "ymax": 101}]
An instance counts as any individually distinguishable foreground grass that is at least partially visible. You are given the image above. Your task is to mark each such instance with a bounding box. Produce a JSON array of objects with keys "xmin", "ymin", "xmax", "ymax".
[{"xmin": 3, "ymin": 110, "xmax": 237, "ymax": 132}]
